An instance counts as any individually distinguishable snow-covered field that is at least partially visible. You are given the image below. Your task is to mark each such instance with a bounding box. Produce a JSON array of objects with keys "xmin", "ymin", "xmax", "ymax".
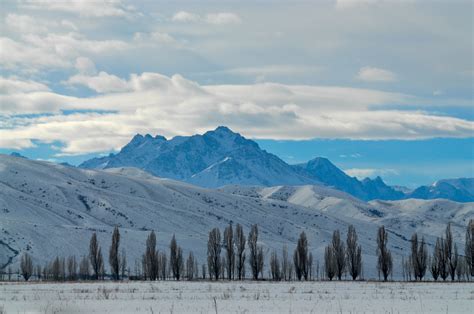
[{"xmin": 0, "ymin": 281, "xmax": 472, "ymax": 314}]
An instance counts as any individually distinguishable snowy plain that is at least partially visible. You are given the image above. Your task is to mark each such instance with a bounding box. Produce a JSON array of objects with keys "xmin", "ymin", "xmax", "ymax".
[{"xmin": 1, "ymin": 281, "xmax": 473, "ymax": 314}]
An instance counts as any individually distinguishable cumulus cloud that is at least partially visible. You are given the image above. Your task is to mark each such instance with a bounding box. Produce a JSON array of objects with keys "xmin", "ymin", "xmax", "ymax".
[
  {"xmin": 344, "ymin": 168, "xmax": 399, "ymax": 179},
  {"xmin": 172, "ymin": 11, "xmax": 200, "ymax": 23},
  {"xmin": 171, "ymin": 11, "xmax": 241, "ymax": 25},
  {"xmin": 1, "ymin": 73, "xmax": 473, "ymax": 155},
  {"xmin": 64, "ymin": 72, "xmax": 129, "ymax": 93},
  {"xmin": 356, "ymin": 67, "xmax": 397, "ymax": 82},
  {"xmin": 74, "ymin": 57, "xmax": 97, "ymax": 75}
]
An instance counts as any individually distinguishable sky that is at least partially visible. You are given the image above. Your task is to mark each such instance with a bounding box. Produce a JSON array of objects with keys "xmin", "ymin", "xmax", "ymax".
[{"xmin": 0, "ymin": 0, "xmax": 473, "ymax": 187}]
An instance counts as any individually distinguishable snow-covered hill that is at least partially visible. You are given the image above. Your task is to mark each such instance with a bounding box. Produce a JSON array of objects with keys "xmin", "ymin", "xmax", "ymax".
[{"xmin": 1, "ymin": 155, "xmax": 471, "ymax": 279}]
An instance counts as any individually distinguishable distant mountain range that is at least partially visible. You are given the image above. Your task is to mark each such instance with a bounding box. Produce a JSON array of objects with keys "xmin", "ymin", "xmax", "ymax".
[{"xmin": 79, "ymin": 126, "xmax": 474, "ymax": 202}]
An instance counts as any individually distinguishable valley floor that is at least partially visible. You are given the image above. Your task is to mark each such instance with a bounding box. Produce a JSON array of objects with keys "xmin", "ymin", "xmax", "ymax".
[{"xmin": 0, "ymin": 281, "xmax": 473, "ymax": 314}]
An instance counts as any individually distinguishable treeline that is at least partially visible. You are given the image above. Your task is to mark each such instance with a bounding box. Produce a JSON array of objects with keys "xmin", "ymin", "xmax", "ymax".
[{"xmin": 3, "ymin": 220, "xmax": 473, "ymax": 282}]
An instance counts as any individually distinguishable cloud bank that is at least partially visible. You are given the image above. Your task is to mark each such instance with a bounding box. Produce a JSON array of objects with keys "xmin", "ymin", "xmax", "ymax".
[{"xmin": 1, "ymin": 73, "xmax": 473, "ymax": 155}]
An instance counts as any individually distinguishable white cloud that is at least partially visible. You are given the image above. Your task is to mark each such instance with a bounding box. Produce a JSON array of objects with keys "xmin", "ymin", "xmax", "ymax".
[
  {"xmin": 171, "ymin": 11, "xmax": 241, "ymax": 25},
  {"xmin": 205, "ymin": 13, "xmax": 241, "ymax": 25},
  {"xmin": 225, "ymin": 65, "xmax": 321, "ymax": 76},
  {"xmin": 335, "ymin": 0, "xmax": 381, "ymax": 9},
  {"xmin": 1, "ymin": 73, "xmax": 473, "ymax": 155},
  {"xmin": 356, "ymin": 67, "xmax": 397, "ymax": 82},
  {"xmin": 74, "ymin": 57, "xmax": 96, "ymax": 75},
  {"xmin": 5, "ymin": 13, "xmax": 49, "ymax": 34},
  {"xmin": 64, "ymin": 72, "xmax": 129, "ymax": 93},
  {"xmin": 172, "ymin": 11, "xmax": 200, "ymax": 23},
  {"xmin": 133, "ymin": 32, "xmax": 177, "ymax": 45},
  {"xmin": 0, "ymin": 77, "xmax": 50, "ymax": 94},
  {"xmin": 0, "ymin": 33, "xmax": 129, "ymax": 72},
  {"xmin": 19, "ymin": 0, "xmax": 134, "ymax": 18},
  {"xmin": 344, "ymin": 168, "xmax": 399, "ymax": 179}
]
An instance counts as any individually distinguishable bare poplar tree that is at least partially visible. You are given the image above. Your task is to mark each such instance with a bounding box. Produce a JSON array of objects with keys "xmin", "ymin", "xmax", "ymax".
[
  {"xmin": 376, "ymin": 225, "xmax": 392, "ymax": 281},
  {"xmin": 67, "ymin": 256, "xmax": 77, "ymax": 281},
  {"xmin": 186, "ymin": 251, "xmax": 195, "ymax": 280},
  {"xmin": 257, "ymin": 246, "xmax": 264, "ymax": 279},
  {"xmin": 221, "ymin": 256, "xmax": 226, "ymax": 279},
  {"xmin": 99, "ymin": 258, "xmax": 105, "ymax": 280},
  {"xmin": 248, "ymin": 224, "xmax": 264, "ymax": 280},
  {"xmin": 79, "ymin": 255, "xmax": 90, "ymax": 280},
  {"xmin": 270, "ymin": 250, "xmax": 281, "ymax": 281},
  {"xmin": 89, "ymin": 233, "xmax": 103, "ymax": 280},
  {"xmin": 207, "ymin": 227, "xmax": 221, "ymax": 280},
  {"xmin": 445, "ymin": 223, "xmax": 458, "ymax": 280},
  {"xmin": 52, "ymin": 256, "xmax": 61, "ymax": 281},
  {"xmin": 169, "ymin": 234, "xmax": 184, "ymax": 280},
  {"xmin": 288, "ymin": 262, "xmax": 293, "ymax": 281},
  {"xmin": 281, "ymin": 244, "xmax": 289, "ymax": 281},
  {"xmin": 201, "ymin": 263, "xmax": 207, "ymax": 279},
  {"xmin": 20, "ymin": 253, "xmax": 33, "ymax": 281},
  {"xmin": 293, "ymin": 231, "xmax": 309, "ymax": 280},
  {"xmin": 466, "ymin": 219, "xmax": 473, "ymax": 277},
  {"xmin": 324, "ymin": 245, "xmax": 336, "ymax": 281},
  {"xmin": 346, "ymin": 225, "xmax": 362, "ymax": 280},
  {"xmin": 144, "ymin": 230, "xmax": 158, "ymax": 280},
  {"xmin": 436, "ymin": 237, "xmax": 449, "ymax": 281},
  {"xmin": 308, "ymin": 252, "xmax": 313, "ymax": 280},
  {"xmin": 456, "ymin": 257, "xmax": 466, "ymax": 281},
  {"xmin": 158, "ymin": 252, "xmax": 167, "ymax": 280},
  {"xmin": 234, "ymin": 223, "xmax": 246, "ymax": 280},
  {"xmin": 109, "ymin": 226, "xmax": 121, "ymax": 280},
  {"xmin": 120, "ymin": 249, "xmax": 127, "ymax": 279},
  {"xmin": 410, "ymin": 233, "xmax": 428, "ymax": 281},
  {"xmin": 194, "ymin": 259, "xmax": 199, "ymax": 279},
  {"xmin": 35, "ymin": 265, "xmax": 42, "ymax": 281},
  {"xmin": 332, "ymin": 230, "xmax": 346, "ymax": 280},
  {"xmin": 429, "ymin": 254, "xmax": 439, "ymax": 281},
  {"xmin": 223, "ymin": 223, "xmax": 235, "ymax": 280}
]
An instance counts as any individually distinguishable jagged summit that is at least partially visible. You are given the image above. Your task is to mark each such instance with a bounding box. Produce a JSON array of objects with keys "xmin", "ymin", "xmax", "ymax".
[
  {"xmin": 79, "ymin": 127, "xmax": 473, "ymax": 202},
  {"xmin": 80, "ymin": 126, "xmax": 312, "ymax": 187}
]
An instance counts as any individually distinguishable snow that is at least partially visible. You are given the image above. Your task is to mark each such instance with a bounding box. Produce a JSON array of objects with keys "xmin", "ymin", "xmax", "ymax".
[
  {"xmin": 78, "ymin": 128, "xmax": 473, "ymax": 202},
  {"xmin": 0, "ymin": 281, "xmax": 472, "ymax": 313},
  {"xmin": 0, "ymin": 155, "xmax": 472, "ymax": 280}
]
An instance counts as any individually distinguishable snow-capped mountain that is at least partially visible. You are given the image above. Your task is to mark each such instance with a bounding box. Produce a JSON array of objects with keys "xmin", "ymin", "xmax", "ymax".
[
  {"xmin": 80, "ymin": 127, "xmax": 472, "ymax": 202},
  {"xmin": 292, "ymin": 157, "xmax": 403, "ymax": 201},
  {"xmin": 80, "ymin": 126, "xmax": 314, "ymax": 188},
  {"xmin": 407, "ymin": 178, "xmax": 474, "ymax": 202},
  {"xmin": 1, "ymin": 154, "xmax": 471, "ymax": 279}
]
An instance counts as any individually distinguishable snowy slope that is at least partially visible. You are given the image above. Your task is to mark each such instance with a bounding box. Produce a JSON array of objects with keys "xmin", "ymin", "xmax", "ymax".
[{"xmin": 1, "ymin": 155, "xmax": 471, "ymax": 279}]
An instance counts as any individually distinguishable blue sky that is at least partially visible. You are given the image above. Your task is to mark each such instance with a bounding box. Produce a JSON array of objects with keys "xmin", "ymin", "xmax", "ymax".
[{"xmin": 0, "ymin": 0, "xmax": 472, "ymax": 187}]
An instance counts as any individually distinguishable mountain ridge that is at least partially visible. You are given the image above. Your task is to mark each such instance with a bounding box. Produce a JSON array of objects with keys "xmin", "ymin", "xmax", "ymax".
[
  {"xmin": 78, "ymin": 126, "xmax": 474, "ymax": 202},
  {"xmin": 1, "ymin": 154, "xmax": 471, "ymax": 279}
]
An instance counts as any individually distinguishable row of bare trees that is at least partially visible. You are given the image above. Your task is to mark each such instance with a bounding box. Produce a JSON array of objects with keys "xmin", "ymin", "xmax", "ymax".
[
  {"xmin": 9, "ymin": 219, "xmax": 474, "ymax": 282},
  {"xmin": 401, "ymin": 222, "xmax": 473, "ymax": 281}
]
